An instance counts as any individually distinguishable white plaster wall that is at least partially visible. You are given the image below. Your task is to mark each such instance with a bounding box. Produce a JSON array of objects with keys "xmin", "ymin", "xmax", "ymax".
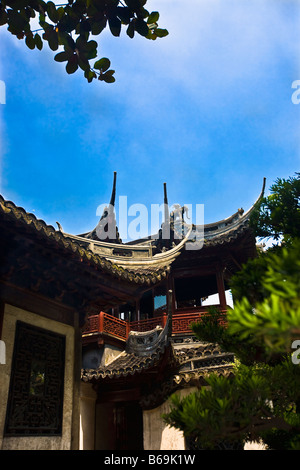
[
  {"xmin": 143, "ymin": 387, "xmax": 198, "ymax": 450},
  {"xmin": 103, "ymin": 344, "xmax": 123, "ymax": 366},
  {"xmin": 79, "ymin": 382, "xmax": 97, "ymax": 450},
  {"xmin": 0, "ymin": 304, "xmax": 75, "ymax": 450}
]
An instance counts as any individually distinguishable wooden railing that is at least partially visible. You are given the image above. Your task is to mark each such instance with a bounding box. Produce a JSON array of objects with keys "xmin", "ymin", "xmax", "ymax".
[
  {"xmin": 82, "ymin": 307, "xmax": 227, "ymax": 341},
  {"xmin": 130, "ymin": 315, "xmax": 168, "ymax": 333},
  {"xmin": 172, "ymin": 309, "xmax": 227, "ymax": 334}
]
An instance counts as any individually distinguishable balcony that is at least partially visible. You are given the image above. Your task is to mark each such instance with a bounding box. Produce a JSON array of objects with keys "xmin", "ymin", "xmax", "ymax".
[{"xmin": 82, "ymin": 307, "xmax": 228, "ymax": 343}]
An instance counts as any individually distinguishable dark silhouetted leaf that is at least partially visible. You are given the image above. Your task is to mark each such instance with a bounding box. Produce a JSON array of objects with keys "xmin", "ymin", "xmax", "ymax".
[
  {"xmin": 94, "ymin": 57, "xmax": 110, "ymax": 72},
  {"xmin": 47, "ymin": 29, "xmax": 59, "ymax": 50},
  {"xmin": 116, "ymin": 6, "xmax": 132, "ymax": 24},
  {"xmin": 46, "ymin": 1, "xmax": 58, "ymax": 23},
  {"xmin": 34, "ymin": 32, "xmax": 43, "ymax": 50},
  {"xmin": 108, "ymin": 15, "xmax": 121, "ymax": 37},
  {"xmin": 126, "ymin": 20, "xmax": 135, "ymax": 38},
  {"xmin": 54, "ymin": 51, "xmax": 68, "ymax": 62},
  {"xmin": 25, "ymin": 32, "xmax": 35, "ymax": 49},
  {"xmin": 135, "ymin": 17, "xmax": 148, "ymax": 37},
  {"xmin": 91, "ymin": 17, "xmax": 107, "ymax": 35},
  {"xmin": 66, "ymin": 56, "xmax": 78, "ymax": 73}
]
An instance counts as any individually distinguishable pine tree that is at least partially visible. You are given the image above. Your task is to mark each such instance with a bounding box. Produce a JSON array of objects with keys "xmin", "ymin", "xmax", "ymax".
[{"xmin": 163, "ymin": 173, "xmax": 300, "ymax": 450}]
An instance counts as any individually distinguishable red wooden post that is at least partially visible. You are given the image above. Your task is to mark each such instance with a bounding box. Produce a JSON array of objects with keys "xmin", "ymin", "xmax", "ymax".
[
  {"xmin": 162, "ymin": 312, "xmax": 168, "ymax": 328},
  {"xmin": 99, "ymin": 311, "xmax": 104, "ymax": 333},
  {"xmin": 126, "ymin": 321, "xmax": 130, "ymax": 339}
]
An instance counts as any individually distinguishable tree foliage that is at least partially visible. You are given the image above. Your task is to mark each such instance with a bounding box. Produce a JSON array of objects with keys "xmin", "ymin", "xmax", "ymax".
[
  {"xmin": 0, "ymin": 0, "xmax": 168, "ymax": 82},
  {"xmin": 250, "ymin": 172, "xmax": 300, "ymax": 243},
  {"xmin": 164, "ymin": 173, "xmax": 300, "ymax": 450},
  {"xmin": 229, "ymin": 173, "xmax": 300, "ymax": 305}
]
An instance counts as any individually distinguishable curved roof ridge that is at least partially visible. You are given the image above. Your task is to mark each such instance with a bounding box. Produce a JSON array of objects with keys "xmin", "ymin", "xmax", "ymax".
[
  {"xmin": 240, "ymin": 176, "xmax": 266, "ymax": 220},
  {"xmin": 0, "ymin": 194, "xmax": 167, "ymax": 285},
  {"xmin": 204, "ymin": 177, "xmax": 266, "ymax": 228}
]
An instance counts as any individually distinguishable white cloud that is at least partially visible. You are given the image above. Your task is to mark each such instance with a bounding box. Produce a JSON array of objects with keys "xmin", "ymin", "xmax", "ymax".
[{"xmin": 97, "ymin": 0, "xmax": 300, "ymax": 111}]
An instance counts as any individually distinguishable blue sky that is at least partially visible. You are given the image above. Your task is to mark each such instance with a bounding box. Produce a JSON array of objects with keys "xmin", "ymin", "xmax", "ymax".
[{"xmin": 0, "ymin": 0, "xmax": 299, "ymax": 241}]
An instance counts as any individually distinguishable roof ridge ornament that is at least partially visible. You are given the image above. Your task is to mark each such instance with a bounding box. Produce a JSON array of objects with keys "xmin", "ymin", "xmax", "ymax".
[
  {"xmin": 79, "ymin": 171, "xmax": 122, "ymax": 244},
  {"xmin": 109, "ymin": 171, "xmax": 117, "ymax": 207}
]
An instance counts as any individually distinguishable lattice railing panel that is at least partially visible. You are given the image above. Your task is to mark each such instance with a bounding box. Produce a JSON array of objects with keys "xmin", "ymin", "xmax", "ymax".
[
  {"xmin": 130, "ymin": 316, "xmax": 165, "ymax": 333},
  {"xmin": 82, "ymin": 309, "xmax": 228, "ymax": 340},
  {"xmin": 172, "ymin": 313, "xmax": 200, "ymax": 334},
  {"xmin": 102, "ymin": 313, "xmax": 128, "ymax": 340},
  {"xmin": 82, "ymin": 315, "xmax": 99, "ymax": 333}
]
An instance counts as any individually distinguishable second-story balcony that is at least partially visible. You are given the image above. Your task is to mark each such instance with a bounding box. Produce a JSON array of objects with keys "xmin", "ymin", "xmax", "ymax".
[{"xmin": 82, "ymin": 306, "xmax": 228, "ymax": 343}]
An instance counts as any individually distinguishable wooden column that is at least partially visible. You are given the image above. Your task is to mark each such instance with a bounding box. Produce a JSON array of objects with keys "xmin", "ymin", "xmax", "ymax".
[
  {"xmin": 99, "ymin": 311, "xmax": 104, "ymax": 333},
  {"xmin": 216, "ymin": 269, "xmax": 227, "ymax": 308}
]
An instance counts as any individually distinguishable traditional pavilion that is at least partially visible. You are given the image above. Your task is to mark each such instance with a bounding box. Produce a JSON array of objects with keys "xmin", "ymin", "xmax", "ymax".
[
  {"xmin": 0, "ymin": 175, "xmax": 265, "ymax": 450},
  {"xmin": 75, "ymin": 173, "xmax": 265, "ymax": 450}
]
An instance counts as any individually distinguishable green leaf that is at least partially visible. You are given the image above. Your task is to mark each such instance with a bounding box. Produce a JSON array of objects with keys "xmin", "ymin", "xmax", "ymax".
[
  {"xmin": 57, "ymin": 31, "xmax": 75, "ymax": 50},
  {"xmin": 94, "ymin": 57, "xmax": 110, "ymax": 72},
  {"xmin": 84, "ymin": 68, "xmax": 96, "ymax": 83},
  {"xmin": 78, "ymin": 54, "xmax": 89, "ymax": 71},
  {"xmin": 147, "ymin": 11, "xmax": 159, "ymax": 24},
  {"xmin": 154, "ymin": 28, "xmax": 168, "ymax": 38},
  {"xmin": 34, "ymin": 33, "xmax": 43, "ymax": 50},
  {"xmin": 57, "ymin": 7, "xmax": 65, "ymax": 22},
  {"xmin": 101, "ymin": 70, "xmax": 115, "ymax": 83},
  {"xmin": 46, "ymin": 1, "xmax": 58, "ymax": 23}
]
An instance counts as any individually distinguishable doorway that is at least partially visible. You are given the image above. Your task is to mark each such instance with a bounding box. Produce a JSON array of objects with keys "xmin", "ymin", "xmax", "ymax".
[{"xmin": 95, "ymin": 400, "xmax": 144, "ymax": 450}]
